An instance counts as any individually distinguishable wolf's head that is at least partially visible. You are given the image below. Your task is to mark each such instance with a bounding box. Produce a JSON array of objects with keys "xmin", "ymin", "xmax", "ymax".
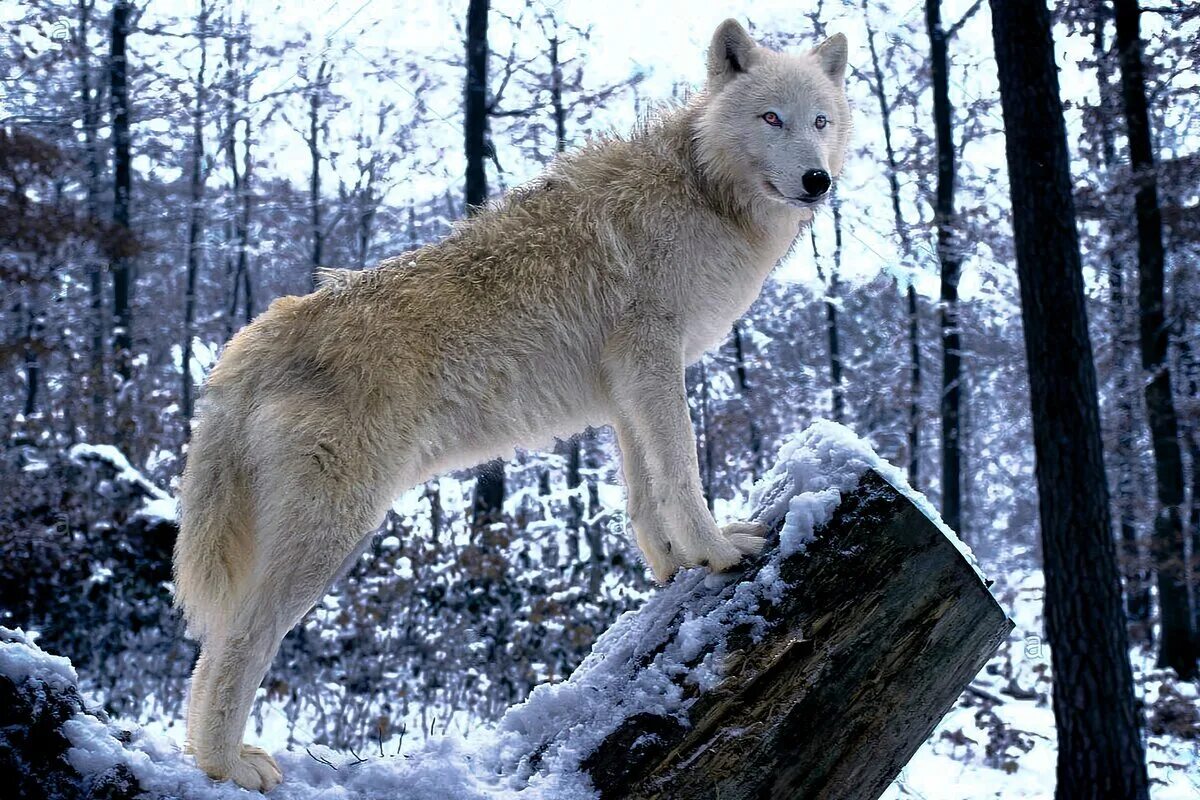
[{"xmin": 695, "ymin": 19, "xmax": 851, "ymax": 210}]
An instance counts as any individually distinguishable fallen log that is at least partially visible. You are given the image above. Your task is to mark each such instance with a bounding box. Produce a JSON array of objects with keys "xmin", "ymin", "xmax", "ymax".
[
  {"xmin": 496, "ymin": 422, "xmax": 1011, "ymax": 800},
  {"xmin": 573, "ymin": 469, "xmax": 1010, "ymax": 800}
]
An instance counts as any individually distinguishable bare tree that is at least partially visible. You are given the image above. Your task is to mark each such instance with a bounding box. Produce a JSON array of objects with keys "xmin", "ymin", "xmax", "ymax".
[
  {"xmin": 729, "ymin": 321, "xmax": 762, "ymax": 478},
  {"xmin": 464, "ymin": 0, "xmax": 490, "ymax": 214},
  {"xmin": 810, "ymin": 206, "xmax": 845, "ymax": 423},
  {"xmin": 74, "ymin": 0, "xmax": 107, "ymax": 435},
  {"xmin": 339, "ymin": 101, "xmax": 404, "ymax": 270},
  {"xmin": 222, "ymin": 14, "xmax": 254, "ymax": 338},
  {"xmin": 1087, "ymin": 1, "xmax": 1152, "ymax": 641},
  {"xmin": 304, "ymin": 57, "xmax": 332, "ymax": 289},
  {"xmin": 1113, "ymin": 0, "xmax": 1197, "ymax": 677},
  {"xmin": 109, "ymin": 0, "xmax": 134, "ymax": 444},
  {"xmin": 694, "ymin": 362, "xmax": 715, "ymax": 513},
  {"xmin": 863, "ymin": 1, "xmax": 921, "ymax": 487},
  {"xmin": 181, "ymin": 0, "xmax": 210, "ymax": 428},
  {"xmin": 465, "ymin": 0, "xmax": 505, "ymax": 529},
  {"xmin": 926, "ymin": 0, "xmax": 963, "ymax": 534},
  {"xmin": 1177, "ymin": 293, "xmax": 1200, "ymax": 638},
  {"xmin": 990, "ymin": 1, "xmax": 1150, "ymax": 796}
]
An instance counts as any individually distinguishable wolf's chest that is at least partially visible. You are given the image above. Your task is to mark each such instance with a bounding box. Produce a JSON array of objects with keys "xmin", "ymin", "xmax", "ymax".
[
  {"xmin": 678, "ymin": 255, "xmax": 782, "ymax": 361},
  {"xmin": 677, "ymin": 217, "xmax": 798, "ymax": 359}
]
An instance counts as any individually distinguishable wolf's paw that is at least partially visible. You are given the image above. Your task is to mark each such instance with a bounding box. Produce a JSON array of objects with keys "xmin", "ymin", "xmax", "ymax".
[
  {"xmin": 635, "ymin": 527, "xmax": 681, "ymax": 584},
  {"xmin": 721, "ymin": 521, "xmax": 768, "ymax": 560},
  {"xmin": 646, "ymin": 547, "xmax": 680, "ymax": 585},
  {"xmin": 201, "ymin": 745, "xmax": 283, "ymax": 792},
  {"xmin": 230, "ymin": 745, "xmax": 283, "ymax": 791},
  {"xmin": 688, "ymin": 523, "xmax": 765, "ymax": 574}
]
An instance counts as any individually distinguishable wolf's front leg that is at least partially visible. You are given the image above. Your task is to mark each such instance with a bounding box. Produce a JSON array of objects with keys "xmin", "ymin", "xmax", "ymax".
[
  {"xmin": 612, "ymin": 418, "xmax": 680, "ymax": 581},
  {"xmin": 603, "ymin": 324, "xmax": 765, "ymax": 580}
]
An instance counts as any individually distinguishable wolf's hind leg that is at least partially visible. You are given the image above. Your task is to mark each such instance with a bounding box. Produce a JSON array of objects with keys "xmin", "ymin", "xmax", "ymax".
[
  {"xmin": 189, "ymin": 494, "xmax": 383, "ymax": 791},
  {"xmin": 184, "ymin": 648, "xmax": 214, "ymax": 755}
]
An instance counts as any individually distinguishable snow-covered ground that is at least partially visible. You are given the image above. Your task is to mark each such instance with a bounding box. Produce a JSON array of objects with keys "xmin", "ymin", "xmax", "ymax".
[
  {"xmin": 8, "ymin": 569, "xmax": 1197, "ymax": 800},
  {"xmin": 5, "ymin": 422, "xmax": 1197, "ymax": 798},
  {"xmin": 883, "ymin": 570, "xmax": 1200, "ymax": 800}
]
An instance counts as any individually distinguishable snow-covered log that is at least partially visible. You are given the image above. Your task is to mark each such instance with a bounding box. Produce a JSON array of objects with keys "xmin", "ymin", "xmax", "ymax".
[
  {"xmin": 495, "ymin": 422, "xmax": 1011, "ymax": 800},
  {"xmin": 567, "ymin": 469, "xmax": 1011, "ymax": 800}
]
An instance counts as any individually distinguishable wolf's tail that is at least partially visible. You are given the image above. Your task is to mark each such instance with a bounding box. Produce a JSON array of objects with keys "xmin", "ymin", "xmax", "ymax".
[{"xmin": 173, "ymin": 404, "xmax": 255, "ymax": 642}]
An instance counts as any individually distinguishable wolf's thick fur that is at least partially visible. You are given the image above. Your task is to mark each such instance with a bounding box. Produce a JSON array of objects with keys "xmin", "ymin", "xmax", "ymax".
[{"xmin": 175, "ymin": 20, "xmax": 850, "ymax": 790}]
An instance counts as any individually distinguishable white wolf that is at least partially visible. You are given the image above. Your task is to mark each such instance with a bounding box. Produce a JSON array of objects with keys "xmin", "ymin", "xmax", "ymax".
[{"xmin": 174, "ymin": 19, "xmax": 850, "ymax": 790}]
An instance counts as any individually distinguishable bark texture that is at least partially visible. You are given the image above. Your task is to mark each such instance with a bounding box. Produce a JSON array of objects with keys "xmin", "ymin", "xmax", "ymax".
[
  {"xmin": 990, "ymin": 2, "xmax": 1151, "ymax": 797},
  {"xmin": 925, "ymin": 0, "xmax": 962, "ymax": 533},
  {"xmin": 464, "ymin": 0, "xmax": 506, "ymax": 529},
  {"xmin": 1113, "ymin": 0, "xmax": 1197, "ymax": 679}
]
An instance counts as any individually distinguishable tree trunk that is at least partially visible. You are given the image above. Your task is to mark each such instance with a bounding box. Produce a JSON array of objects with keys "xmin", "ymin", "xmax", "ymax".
[
  {"xmin": 352, "ymin": 105, "xmax": 387, "ymax": 270},
  {"xmin": 697, "ymin": 362, "xmax": 715, "ymax": 513},
  {"xmin": 574, "ymin": 470, "xmax": 1010, "ymax": 800},
  {"xmin": 829, "ymin": 198, "xmax": 844, "ymax": 423},
  {"xmin": 1179, "ymin": 328, "xmax": 1200, "ymax": 638},
  {"xmin": 907, "ymin": 286, "xmax": 920, "ymax": 485},
  {"xmin": 811, "ymin": 212, "xmax": 844, "ymax": 424},
  {"xmin": 1090, "ymin": 6, "xmax": 1152, "ymax": 641},
  {"xmin": 464, "ymin": 0, "xmax": 489, "ymax": 212},
  {"xmin": 564, "ymin": 433, "xmax": 583, "ymax": 534},
  {"xmin": 222, "ymin": 22, "xmax": 251, "ymax": 341},
  {"xmin": 222, "ymin": 80, "xmax": 239, "ymax": 344},
  {"xmin": 990, "ymin": 3, "xmax": 1151, "ymax": 797},
  {"xmin": 239, "ymin": 62, "xmax": 253, "ymax": 327},
  {"xmin": 926, "ymin": 0, "xmax": 962, "ymax": 535},
  {"xmin": 307, "ymin": 59, "xmax": 328, "ymax": 290},
  {"xmin": 580, "ymin": 430, "xmax": 604, "ymax": 596},
  {"xmin": 864, "ymin": 1, "xmax": 921, "ymax": 488},
  {"xmin": 544, "ymin": 39, "xmax": 602, "ymax": 565},
  {"xmin": 465, "ymin": 0, "xmax": 504, "ymax": 530},
  {"xmin": 730, "ymin": 322, "xmax": 762, "ymax": 478},
  {"xmin": 1190, "ymin": 429, "xmax": 1200, "ymax": 640},
  {"xmin": 77, "ymin": 0, "xmax": 107, "ymax": 437},
  {"xmin": 1113, "ymin": 0, "xmax": 1197, "ymax": 678},
  {"xmin": 109, "ymin": 0, "xmax": 133, "ymax": 419},
  {"xmin": 182, "ymin": 1, "xmax": 208, "ymax": 430},
  {"xmin": 21, "ymin": 306, "xmax": 39, "ymax": 419},
  {"xmin": 549, "ymin": 35, "xmax": 566, "ymax": 152}
]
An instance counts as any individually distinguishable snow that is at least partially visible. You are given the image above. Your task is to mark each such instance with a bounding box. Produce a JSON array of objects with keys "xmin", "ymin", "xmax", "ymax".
[
  {"xmin": 66, "ymin": 722, "xmax": 497, "ymax": 800},
  {"xmin": 10, "ymin": 424, "xmax": 1195, "ymax": 798},
  {"xmin": 138, "ymin": 496, "xmax": 181, "ymax": 523},
  {"xmin": 486, "ymin": 422, "xmax": 991, "ymax": 795},
  {"xmin": 68, "ymin": 442, "xmax": 179, "ymax": 523},
  {"xmin": 880, "ymin": 569, "xmax": 1200, "ymax": 800},
  {"xmin": 0, "ymin": 628, "xmax": 78, "ymax": 691},
  {"xmin": 749, "ymin": 420, "xmax": 986, "ymax": 580}
]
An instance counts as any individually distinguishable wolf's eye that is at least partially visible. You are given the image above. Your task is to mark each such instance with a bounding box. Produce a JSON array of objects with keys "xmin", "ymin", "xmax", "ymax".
[
  {"xmin": 814, "ymin": 114, "xmax": 829, "ymax": 130},
  {"xmin": 762, "ymin": 111, "xmax": 783, "ymax": 127}
]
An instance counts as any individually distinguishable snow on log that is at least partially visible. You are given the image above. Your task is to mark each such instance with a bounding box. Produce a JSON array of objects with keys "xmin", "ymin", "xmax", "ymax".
[
  {"xmin": 573, "ymin": 469, "xmax": 1009, "ymax": 799},
  {"xmin": 492, "ymin": 422, "xmax": 1010, "ymax": 799},
  {"xmin": 0, "ymin": 422, "xmax": 1010, "ymax": 800}
]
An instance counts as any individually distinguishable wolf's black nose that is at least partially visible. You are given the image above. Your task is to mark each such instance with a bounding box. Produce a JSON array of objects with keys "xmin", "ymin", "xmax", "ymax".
[{"xmin": 802, "ymin": 169, "xmax": 831, "ymax": 197}]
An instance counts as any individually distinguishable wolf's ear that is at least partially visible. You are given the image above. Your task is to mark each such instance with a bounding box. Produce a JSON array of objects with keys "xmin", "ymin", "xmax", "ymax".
[
  {"xmin": 707, "ymin": 19, "xmax": 756, "ymax": 83},
  {"xmin": 812, "ymin": 33, "xmax": 848, "ymax": 81}
]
